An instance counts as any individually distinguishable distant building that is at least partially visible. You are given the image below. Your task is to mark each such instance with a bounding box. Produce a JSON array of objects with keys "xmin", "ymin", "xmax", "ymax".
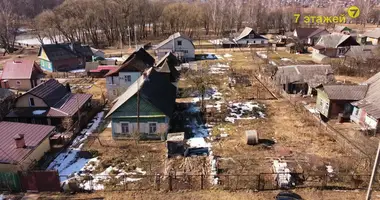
[
  {"xmin": 222, "ymin": 27, "xmax": 268, "ymax": 48},
  {"xmin": 0, "ymin": 60, "xmax": 45, "ymax": 91},
  {"xmin": 316, "ymin": 84, "xmax": 367, "ymax": 119},
  {"xmin": 273, "ymin": 64, "xmax": 335, "ymax": 95},
  {"xmin": 293, "ymin": 28, "xmax": 329, "ymax": 46},
  {"xmin": 38, "ymin": 42, "xmax": 93, "ymax": 72},
  {"xmin": 312, "ymin": 33, "xmax": 359, "ymax": 58},
  {"xmin": 362, "ymin": 29, "xmax": 380, "ymax": 45},
  {"xmin": 155, "ymin": 52, "xmax": 180, "ymax": 87},
  {"xmin": 105, "ymin": 48, "xmax": 155, "ymax": 101},
  {"xmin": 6, "ymin": 79, "xmax": 92, "ymax": 129},
  {"xmin": 0, "ymin": 88, "xmax": 15, "ymax": 120},
  {"xmin": 351, "ymin": 72, "xmax": 380, "ymax": 132},
  {"xmin": 154, "ymin": 32, "xmax": 195, "ymax": 61},
  {"xmin": 0, "ymin": 122, "xmax": 55, "ymax": 172},
  {"xmin": 106, "ymin": 68, "xmax": 176, "ymax": 140},
  {"xmin": 334, "ymin": 25, "xmax": 352, "ymax": 35}
]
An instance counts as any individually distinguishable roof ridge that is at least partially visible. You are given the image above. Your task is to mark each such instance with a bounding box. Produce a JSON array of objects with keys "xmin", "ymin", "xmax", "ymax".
[{"xmin": 49, "ymin": 107, "xmax": 69, "ymax": 116}]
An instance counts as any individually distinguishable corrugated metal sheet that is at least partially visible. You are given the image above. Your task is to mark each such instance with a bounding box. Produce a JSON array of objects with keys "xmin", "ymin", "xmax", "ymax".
[
  {"xmin": 323, "ymin": 85, "xmax": 368, "ymax": 100},
  {"xmin": 0, "ymin": 122, "xmax": 54, "ymax": 164},
  {"xmin": 354, "ymin": 72, "xmax": 380, "ymax": 118},
  {"xmin": 1, "ymin": 60, "xmax": 42, "ymax": 80},
  {"xmin": 0, "ymin": 172, "xmax": 21, "ymax": 191}
]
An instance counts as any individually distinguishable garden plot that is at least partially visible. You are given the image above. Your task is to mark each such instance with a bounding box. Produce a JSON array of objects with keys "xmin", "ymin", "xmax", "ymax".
[
  {"xmin": 47, "ymin": 112, "xmax": 104, "ymax": 181},
  {"xmin": 210, "ymin": 63, "xmax": 230, "ymax": 74},
  {"xmin": 225, "ymin": 101, "xmax": 266, "ymax": 123},
  {"xmin": 63, "ymin": 158, "xmax": 147, "ymax": 191}
]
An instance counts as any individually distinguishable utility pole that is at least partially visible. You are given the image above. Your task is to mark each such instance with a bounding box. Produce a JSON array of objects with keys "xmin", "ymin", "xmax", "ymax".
[
  {"xmin": 128, "ymin": 26, "xmax": 131, "ymax": 49},
  {"xmin": 366, "ymin": 141, "xmax": 380, "ymax": 200},
  {"xmin": 134, "ymin": 25, "xmax": 137, "ymax": 50}
]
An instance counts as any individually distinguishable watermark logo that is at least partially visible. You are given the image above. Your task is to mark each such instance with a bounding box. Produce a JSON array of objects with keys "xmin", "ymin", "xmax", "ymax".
[
  {"xmin": 347, "ymin": 6, "xmax": 360, "ymax": 19},
  {"xmin": 294, "ymin": 5, "xmax": 360, "ymax": 24}
]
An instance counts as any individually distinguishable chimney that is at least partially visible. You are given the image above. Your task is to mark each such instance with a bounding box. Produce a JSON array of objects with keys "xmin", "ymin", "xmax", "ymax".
[
  {"xmin": 65, "ymin": 83, "xmax": 71, "ymax": 93},
  {"xmin": 14, "ymin": 134, "xmax": 26, "ymax": 148}
]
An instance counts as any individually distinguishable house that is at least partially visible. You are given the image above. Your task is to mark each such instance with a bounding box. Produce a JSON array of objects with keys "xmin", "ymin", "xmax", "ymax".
[
  {"xmin": 334, "ymin": 25, "xmax": 352, "ymax": 35},
  {"xmin": 351, "ymin": 72, "xmax": 380, "ymax": 132},
  {"xmin": 0, "ymin": 88, "xmax": 15, "ymax": 120},
  {"xmin": 105, "ymin": 68, "xmax": 176, "ymax": 140},
  {"xmin": 91, "ymin": 47, "xmax": 105, "ymax": 60},
  {"xmin": 0, "ymin": 60, "xmax": 45, "ymax": 91},
  {"xmin": 312, "ymin": 33, "xmax": 359, "ymax": 57},
  {"xmin": 362, "ymin": 29, "xmax": 380, "ymax": 45},
  {"xmin": 0, "ymin": 122, "xmax": 55, "ymax": 172},
  {"xmin": 38, "ymin": 42, "xmax": 93, "ymax": 72},
  {"xmin": 273, "ymin": 65, "xmax": 335, "ymax": 95},
  {"xmin": 316, "ymin": 85, "xmax": 368, "ymax": 120},
  {"xmin": 105, "ymin": 48, "xmax": 155, "ymax": 101},
  {"xmin": 87, "ymin": 65, "xmax": 118, "ymax": 78},
  {"xmin": 154, "ymin": 32, "xmax": 195, "ymax": 61},
  {"xmin": 222, "ymin": 27, "xmax": 268, "ymax": 48},
  {"xmin": 155, "ymin": 52, "xmax": 180, "ymax": 87},
  {"xmin": 293, "ymin": 28, "xmax": 329, "ymax": 46},
  {"xmin": 6, "ymin": 79, "xmax": 92, "ymax": 130}
]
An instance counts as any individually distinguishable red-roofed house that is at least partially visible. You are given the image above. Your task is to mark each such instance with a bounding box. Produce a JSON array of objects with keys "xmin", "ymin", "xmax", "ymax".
[
  {"xmin": 6, "ymin": 79, "xmax": 92, "ymax": 130},
  {"xmin": 0, "ymin": 60, "xmax": 45, "ymax": 91},
  {"xmin": 0, "ymin": 122, "xmax": 55, "ymax": 172}
]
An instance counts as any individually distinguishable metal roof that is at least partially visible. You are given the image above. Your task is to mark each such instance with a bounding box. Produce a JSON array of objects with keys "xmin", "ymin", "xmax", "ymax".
[
  {"xmin": 363, "ymin": 28, "xmax": 380, "ymax": 39},
  {"xmin": 234, "ymin": 27, "xmax": 267, "ymax": 41},
  {"xmin": 155, "ymin": 52, "xmax": 180, "ymax": 82},
  {"xmin": 39, "ymin": 43, "xmax": 93, "ymax": 61},
  {"xmin": 0, "ymin": 122, "xmax": 55, "ymax": 164},
  {"xmin": 154, "ymin": 32, "xmax": 194, "ymax": 49},
  {"xmin": 106, "ymin": 68, "xmax": 176, "ymax": 118},
  {"xmin": 0, "ymin": 88, "xmax": 14, "ymax": 100},
  {"xmin": 353, "ymin": 72, "xmax": 380, "ymax": 118},
  {"xmin": 315, "ymin": 33, "xmax": 357, "ymax": 48},
  {"xmin": 321, "ymin": 85, "xmax": 368, "ymax": 100},
  {"xmin": 26, "ymin": 79, "xmax": 69, "ymax": 107},
  {"xmin": 1, "ymin": 60, "xmax": 43, "ymax": 80},
  {"xmin": 275, "ymin": 65, "xmax": 335, "ymax": 88},
  {"xmin": 294, "ymin": 28, "xmax": 327, "ymax": 40}
]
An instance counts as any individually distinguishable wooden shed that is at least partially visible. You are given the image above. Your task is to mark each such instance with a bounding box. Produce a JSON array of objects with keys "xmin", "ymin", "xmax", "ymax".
[{"xmin": 167, "ymin": 132, "xmax": 185, "ymax": 158}]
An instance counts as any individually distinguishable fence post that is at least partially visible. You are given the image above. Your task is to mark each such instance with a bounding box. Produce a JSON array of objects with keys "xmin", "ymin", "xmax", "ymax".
[
  {"xmin": 201, "ymin": 174, "xmax": 204, "ymax": 190},
  {"xmin": 155, "ymin": 173, "xmax": 160, "ymax": 191},
  {"xmin": 257, "ymin": 174, "xmax": 261, "ymax": 191},
  {"xmin": 168, "ymin": 174, "xmax": 173, "ymax": 191}
]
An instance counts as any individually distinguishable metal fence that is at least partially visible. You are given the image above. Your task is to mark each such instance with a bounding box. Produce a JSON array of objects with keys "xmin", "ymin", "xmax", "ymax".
[{"xmin": 57, "ymin": 173, "xmax": 380, "ymax": 192}]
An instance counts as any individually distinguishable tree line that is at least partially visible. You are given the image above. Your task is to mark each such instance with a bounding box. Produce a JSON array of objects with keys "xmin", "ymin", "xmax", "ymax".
[{"xmin": 0, "ymin": 0, "xmax": 380, "ymax": 51}]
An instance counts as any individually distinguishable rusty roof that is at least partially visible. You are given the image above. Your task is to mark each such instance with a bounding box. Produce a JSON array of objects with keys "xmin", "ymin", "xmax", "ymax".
[
  {"xmin": 1, "ymin": 60, "xmax": 43, "ymax": 80},
  {"xmin": 0, "ymin": 122, "xmax": 55, "ymax": 164},
  {"xmin": 321, "ymin": 85, "xmax": 368, "ymax": 100}
]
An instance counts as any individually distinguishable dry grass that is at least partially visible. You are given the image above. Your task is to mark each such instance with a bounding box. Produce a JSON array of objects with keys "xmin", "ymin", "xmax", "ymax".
[
  {"xmin": 36, "ymin": 189, "xmax": 380, "ymax": 200},
  {"xmin": 335, "ymin": 75, "xmax": 368, "ymax": 84},
  {"xmin": 83, "ymin": 127, "xmax": 167, "ymax": 175}
]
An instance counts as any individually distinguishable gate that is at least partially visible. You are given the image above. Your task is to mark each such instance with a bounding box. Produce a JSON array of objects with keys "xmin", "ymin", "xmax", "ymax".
[
  {"xmin": 0, "ymin": 172, "xmax": 21, "ymax": 192},
  {"xmin": 20, "ymin": 171, "xmax": 61, "ymax": 192}
]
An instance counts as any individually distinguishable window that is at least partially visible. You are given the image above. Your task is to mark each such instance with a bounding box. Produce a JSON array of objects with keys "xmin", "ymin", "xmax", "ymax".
[
  {"xmin": 121, "ymin": 122, "xmax": 129, "ymax": 133},
  {"xmin": 16, "ymin": 81, "xmax": 21, "ymax": 85},
  {"xmin": 355, "ymin": 108, "xmax": 359, "ymax": 116},
  {"xmin": 109, "ymin": 77, "xmax": 114, "ymax": 85},
  {"xmin": 112, "ymin": 89, "xmax": 117, "ymax": 96},
  {"xmin": 149, "ymin": 123, "xmax": 157, "ymax": 134},
  {"xmin": 261, "ymin": 40, "xmax": 264, "ymax": 44},
  {"xmin": 125, "ymin": 75, "xmax": 131, "ymax": 82},
  {"xmin": 177, "ymin": 40, "xmax": 182, "ymax": 46},
  {"xmin": 29, "ymin": 98, "xmax": 35, "ymax": 107},
  {"xmin": 253, "ymin": 40, "xmax": 256, "ymax": 44}
]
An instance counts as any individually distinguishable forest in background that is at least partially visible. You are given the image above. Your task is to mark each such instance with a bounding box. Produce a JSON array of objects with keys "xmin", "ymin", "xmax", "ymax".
[{"xmin": 1, "ymin": 0, "xmax": 380, "ymax": 50}]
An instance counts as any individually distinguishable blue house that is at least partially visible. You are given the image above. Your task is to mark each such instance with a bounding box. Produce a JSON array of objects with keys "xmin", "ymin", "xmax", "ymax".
[{"xmin": 105, "ymin": 68, "xmax": 176, "ymax": 140}]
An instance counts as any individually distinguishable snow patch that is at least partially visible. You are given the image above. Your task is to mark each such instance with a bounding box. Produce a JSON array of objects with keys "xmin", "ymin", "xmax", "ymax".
[{"xmin": 32, "ymin": 110, "xmax": 46, "ymax": 115}]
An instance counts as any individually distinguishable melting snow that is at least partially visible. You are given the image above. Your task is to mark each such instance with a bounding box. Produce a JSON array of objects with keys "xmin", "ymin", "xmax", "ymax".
[
  {"xmin": 187, "ymin": 137, "xmax": 212, "ymax": 148},
  {"xmin": 256, "ymin": 52, "xmax": 268, "ymax": 59},
  {"xmin": 224, "ymin": 53, "xmax": 232, "ymax": 58},
  {"xmin": 47, "ymin": 112, "xmax": 104, "ymax": 181},
  {"xmin": 281, "ymin": 58, "xmax": 291, "ymax": 61},
  {"xmin": 210, "ymin": 63, "xmax": 230, "ymax": 74},
  {"xmin": 225, "ymin": 101, "xmax": 266, "ymax": 123},
  {"xmin": 32, "ymin": 110, "xmax": 46, "ymax": 115}
]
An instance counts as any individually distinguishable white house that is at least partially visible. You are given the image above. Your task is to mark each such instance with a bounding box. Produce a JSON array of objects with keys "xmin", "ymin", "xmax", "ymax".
[
  {"xmin": 233, "ymin": 27, "xmax": 268, "ymax": 45},
  {"xmin": 154, "ymin": 32, "xmax": 195, "ymax": 61},
  {"xmin": 105, "ymin": 48, "xmax": 155, "ymax": 101}
]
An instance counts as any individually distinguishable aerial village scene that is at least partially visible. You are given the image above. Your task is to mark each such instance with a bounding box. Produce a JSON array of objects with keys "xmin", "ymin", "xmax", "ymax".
[{"xmin": 3, "ymin": 0, "xmax": 380, "ymax": 199}]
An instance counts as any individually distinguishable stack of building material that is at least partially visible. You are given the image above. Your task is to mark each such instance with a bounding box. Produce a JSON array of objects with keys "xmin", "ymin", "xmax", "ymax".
[{"xmin": 272, "ymin": 160, "xmax": 292, "ymax": 188}]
